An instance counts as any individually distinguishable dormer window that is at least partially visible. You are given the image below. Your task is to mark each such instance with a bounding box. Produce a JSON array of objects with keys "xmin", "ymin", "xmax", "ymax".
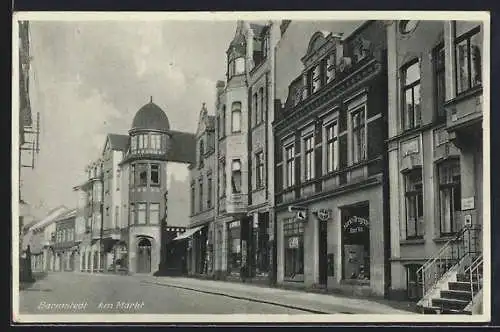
[
  {"xmin": 326, "ymin": 53, "xmax": 336, "ymax": 83},
  {"xmin": 311, "ymin": 65, "xmax": 321, "ymax": 94}
]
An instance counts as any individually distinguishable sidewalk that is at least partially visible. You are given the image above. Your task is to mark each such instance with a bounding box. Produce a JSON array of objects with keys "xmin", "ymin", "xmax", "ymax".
[{"xmin": 139, "ymin": 275, "xmax": 419, "ymax": 315}]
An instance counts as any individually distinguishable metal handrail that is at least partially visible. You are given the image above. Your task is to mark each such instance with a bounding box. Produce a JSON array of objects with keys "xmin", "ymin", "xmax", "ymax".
[
  {"xmin": 469, "ymin": 254, "xmax": 483, "ymax": 305},
  {"xmin": 417, "ymin": 225, "xmax": 482, "ymax": 302}
]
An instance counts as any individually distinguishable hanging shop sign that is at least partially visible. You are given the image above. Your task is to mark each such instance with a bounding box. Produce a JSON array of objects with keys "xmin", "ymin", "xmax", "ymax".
[
  {"xmin": 316, "ymin": 208, "xmax": 332, "ymax": 222},
  {"xmin": 288, "ymin": 236, "xmax": 299, "ymax": 249},
  {"xmin": 343, "ymin": 216, "xmax": 369, "ymax": 234}
]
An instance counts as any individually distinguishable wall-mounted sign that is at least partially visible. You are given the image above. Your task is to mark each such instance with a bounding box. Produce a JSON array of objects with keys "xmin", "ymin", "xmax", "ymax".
[
  {"xmin": 288, "ymin": 236, "xmax": 299, "ymax": 249},
  {"xmin": 317, "ymin": 208, "xmax": 331, "ymax": 222},
  {"xmin": 461, "ymin": 197, "xmax": 475, "ymax": 211},
  {"xmin": 464, "ymin": 214, "xmax": 472, "ymax": 227},
  {"xmin": 343, "ymin": 216, "xmax": 369, "ymax": 234}
]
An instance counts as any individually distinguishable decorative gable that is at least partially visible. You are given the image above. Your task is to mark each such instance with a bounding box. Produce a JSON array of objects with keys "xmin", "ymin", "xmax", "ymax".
[{"xmin": 301, "ymin": 31, "xmax": 342, "ymax": 69}]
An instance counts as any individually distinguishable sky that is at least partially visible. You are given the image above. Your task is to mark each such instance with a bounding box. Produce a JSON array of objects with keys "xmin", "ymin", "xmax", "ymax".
[{"xmin": 19, "ymin": 20, "xmax": 236, "ymax": 218}]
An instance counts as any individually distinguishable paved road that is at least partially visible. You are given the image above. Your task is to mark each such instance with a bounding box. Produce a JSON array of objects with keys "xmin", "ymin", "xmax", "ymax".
[{"xmin": 18, "ymin": 273, "xmax": 310, "ymax": 314}]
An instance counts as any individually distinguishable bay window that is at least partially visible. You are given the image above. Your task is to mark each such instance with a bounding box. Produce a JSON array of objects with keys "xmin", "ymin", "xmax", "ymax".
[
  {"xmin": 137, "ymin": 203, "xmax": 147, "ymax": 225},
  {"xmin": 402, "ymin": 61, "xmax": 421, "ymax": 130},
  {"xmin": 404, "ymin": 169, "xmax": 424, "ymax": 239},
  {"xmin": 351, "ymin": 106, "xmax": 366, "ymax": 164},
  {"xmin": 285, "ymin": 145, "xmax": 295, "ymax": 188},
  {"xmin": 455, "ymin": 24, "xmax": 482, "ymax": 95},
  {"xmin": 231, "ymin": 159, "xmax": 242, "ymax": 194},
  {"xmin": 131, "ymin": 136, "xmax": 137, "ymax": 153},
  {"xmin": 136, "ymin": 163, "xmax": 148, "ymax": 187},
  {"xmin": 326, "ymin": 121, "xmax": 339, "ymax": 173},
  {"xmin": 438, "ymin": 159, "xmax": 461, "ymax": 235},
  {"xmin": 130, "ymin": 165, "xmax": 135, "ymax": 187},
  {"xmin": 304, "ymin": 135, "xmax": 314, "ymax": 181},
  {"xmin": 150, "ymin": 134, "xmax": 161, "ymax": 152},
  {"xmin": 284, "ymin": 218, "xmax": 304, "ymax": 282}
]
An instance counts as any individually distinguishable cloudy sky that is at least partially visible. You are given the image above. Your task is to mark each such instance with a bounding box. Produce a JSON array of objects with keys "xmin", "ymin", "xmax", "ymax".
[{"xmin": 19, "ymin": 19, "xmax": 236, "ymax": 217}]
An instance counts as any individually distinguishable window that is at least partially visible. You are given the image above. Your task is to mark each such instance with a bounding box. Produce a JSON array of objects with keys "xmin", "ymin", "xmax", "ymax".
[
  {"xmin": 137, "ymin": 203, "xmax": 147, "ymax": 225},
  {"xmin": 231, "ymin": 160, "xmax": 242, "ymax": 193},
  {"xmin": 351, "ymin": 107, "xmax": 366, "ymax": 164},
  {"xmin": 438, "ymin": 159, "xmax": 461, "ymax": 235},
  {"xmin": 263, "ymin": 33, "xmax": 269, "ymax": 59},
  {"xmin": 151, "ymin": 134, "xmax": 161, "ymax": 152},
  {"xmin": 259, "ymin": 87, "xmax": 264, "ymax": 125},
  {"xmin": 400, "ymin": 21, "xmax": 419, "ymax": 34},
  {"xmin": 405, "ymin": 170, "xmax": 424, "ymax": 239},
  {"xmin": 220, "ymin": 160, "xmax": 227, "ymax": 197},
  {"xmin": 253, "ymin": 93, "xmax": 258, "ymax": 126},
  {"xmin": 326, "ymin": 122, "xmax": 339, "ymax": 173},
  {"xmin": 137, "ymin": 163, "xmax": 148, "ymax": 187},
  {"xmin": 455, "ymin": 25, "xmax": 482, "ymax": 94},
  {"xmin": 406, "ymin": 264, "xmax": 423, "ymax": 300},
  {"xmin": 129, "ymin": 204, "xmax": 135, "ymax": 225},
  {"xmin": 95, "ymin": 213, "xmax": 102, "ymax": 231},
  {"xmin": 207, "ymin": 176, "xmax": 213, "ymax": 208},
  {"xmin": 221, "ymin": 105, "xmax": 226, "ymax": 137},
  {"xmin": 106, "ymin": 206, "xmax": 109, "ymax": 217},
  {"xmin": 304, "ymin": 136, "xmax": 314, "ymax": 181},
  {"xmin": 130, "ymin": 165, "xmax": 135, "ymax": 187},
  {"xmin": 434, "ymin": 44, "xmax": 446, "ymax": 121},
  {"xmin": 190, "ymin": 184, "xmax": 195, "ymax": 214},
  {"xmin": 116, "ymin": 169, "xmax": 120, "ymax": 191},
  {"xmin": 326, "ymin": 52, "xmax": 336, "ymax": 83},
  {"xmin": 150, "ymin": 164, "xmax": 160, "ymax": 186},
  {"xmin": 199, "ymin": 179, "xmax": 204, "ymax": 211},
  {"xmin": 131, "ymin": 136, "xmax": 137, "ymax": 153},
  {"xmin": 115, "ymin": 206, "xmax": 119, "ymax": 229},
  {"xmin": 149, "ymin": 203, "xmax": 160, "ymax": 224},
  {"xmin": 199, "ymin": 140, "xmax": 205, "ymax": 167},
  {"xmin": 402, "ymin": 61, "xmax": 421, "ymax": 130},
  {"xmin": 283, "ymin": 218, "xmax": 305, "ymax": 281},
  {"xmin": 231, "ymin": 102, "xmax": 242, "ymax": 133},
  {"xmin": 256, "ymin": 151, "xmax": 264, "ymax": 189},
  {"xmin": 311, "ymin": 65, "xmax": 321, "ymax": 94},
  {"xmin": 138, "ymin": 134, "xmax": 145, "ymax": 152},
  {"xmin": 235, "ymin": 57, "xmax": 245, "ymax": 74},
  {"xmin": 285, "ymin": 145, "xmax": 295, "ymax": 188}
]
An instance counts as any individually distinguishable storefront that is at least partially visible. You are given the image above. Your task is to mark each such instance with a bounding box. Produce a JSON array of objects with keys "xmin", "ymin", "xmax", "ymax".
[
  {"xmin": 227, "ymin": 220, "xmax": 242, "ymax": 276},
  {"xmin": 341, "ymin": 204, "xmax": 370, "ymax": 281}
]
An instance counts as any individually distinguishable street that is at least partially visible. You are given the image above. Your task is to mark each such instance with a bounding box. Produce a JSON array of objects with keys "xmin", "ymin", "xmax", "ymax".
[{"xmin": 18, "ymin": 272, "xmax": 416, "ymax": 315}]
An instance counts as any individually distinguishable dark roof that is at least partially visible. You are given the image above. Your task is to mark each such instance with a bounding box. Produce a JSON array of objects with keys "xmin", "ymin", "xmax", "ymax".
[
  {"xmin": 131, "ymin": 101, "xmax": 170, "ymax": 132},
  {"xmin": 166, "ymin": 130, "xmax": 196, "ymax": 164},
  {"xmin": 107, "ymin": 134, "xmax": 129, "ymax": 152}
]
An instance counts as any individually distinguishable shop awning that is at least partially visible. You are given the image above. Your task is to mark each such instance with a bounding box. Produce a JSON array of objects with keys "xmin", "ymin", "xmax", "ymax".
[{"xmin": 173, "ymin": 226, "xmax": 203, "ymax": 241}]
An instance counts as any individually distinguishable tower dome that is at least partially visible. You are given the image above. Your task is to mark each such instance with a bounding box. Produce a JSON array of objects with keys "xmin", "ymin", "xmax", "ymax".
[{"xmin": 131, "ymin": 98, "xmax": 170, "ymax": 132}]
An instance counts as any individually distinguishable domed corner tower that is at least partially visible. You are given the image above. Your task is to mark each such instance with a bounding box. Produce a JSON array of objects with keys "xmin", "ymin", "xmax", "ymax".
[{"xmin": 124, "ymin": 98, "xmax": 172, "ymax": 275}]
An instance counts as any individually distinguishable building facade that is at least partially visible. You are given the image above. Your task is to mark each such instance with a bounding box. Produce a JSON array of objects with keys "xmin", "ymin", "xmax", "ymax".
[
  {"xmin": 273, "ymin": 21, "xmax": 389, "ymax": 297},
  {"xmin": 73, "ymin": 100, "xmax": 195, "ymax": 275},
  {"xmin": 53, "ymin": 209, "xmax": 78, "ymax": 272},
  {"xmin": 386, "ymin": 20, "xmax": 484, "ymax": 301}
]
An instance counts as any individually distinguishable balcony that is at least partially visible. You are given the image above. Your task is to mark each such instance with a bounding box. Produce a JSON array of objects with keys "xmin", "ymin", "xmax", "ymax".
[
  {"xmin": 445, "ymin": 87, "xmax": 483, "ymax": 146},
  {"xmin": 400, "ymin": 153, "xmax": 422, "ymax": 173},
  {"xmin": 102, "ymin": 228, "xmax": 121, "ymax": 240}
]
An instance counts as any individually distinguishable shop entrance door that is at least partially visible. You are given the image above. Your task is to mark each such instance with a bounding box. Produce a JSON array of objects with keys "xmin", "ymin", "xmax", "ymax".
[
  {"xmin": 318, "ymin": 221, "xmax": 328, "ymax": 286},
  {"xmin": 137, "ymin": 238, "xmax": 152, "ymax": 273}
]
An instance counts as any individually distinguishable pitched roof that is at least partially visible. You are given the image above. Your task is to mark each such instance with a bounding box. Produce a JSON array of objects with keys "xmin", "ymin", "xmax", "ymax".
[
  {"xmin": 166, "ymin": 130, "xmax": 196, "ymax": 164},
  {"xmin": 107, "ymin": 134, "xmax": 129, "ymax": 152},
  {"xmin": 30, "ymin": 206, "xmax": 69, "ymax": 232},
  {"xmin": 54, "ymin": 208, "xmax": 77, "ymax": 222}
]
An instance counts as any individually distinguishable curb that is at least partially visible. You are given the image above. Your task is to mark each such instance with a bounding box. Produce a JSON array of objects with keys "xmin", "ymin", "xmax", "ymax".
[{"xmin": 140, "ymin": 279, "xmax": 357, "ymax": 314}]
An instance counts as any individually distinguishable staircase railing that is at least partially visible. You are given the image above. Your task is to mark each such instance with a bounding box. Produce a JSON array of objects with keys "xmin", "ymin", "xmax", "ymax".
[
  {"xmin": 417, "ymin": 225, "xmax": 482, "ymax": 301},
  {"xmin": 469, "ymin": 254, "xmax": 483, "ymax": 305}
]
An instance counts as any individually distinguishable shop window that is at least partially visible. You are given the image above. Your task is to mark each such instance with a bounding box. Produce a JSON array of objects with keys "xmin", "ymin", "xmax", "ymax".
[
  {"xmin": 351, "ymin": 106, "xmax": 366, "ymax": 164},
  {"xmin": 406, "ymin": 264, "xmax": 423, "ymax": 300},
  {"xmin": 285, "ymin": 144, "xmax": 295, "ymax": 188},
  {"xmin": 438, "ymin": 159, "xmax": 461, "ymax": 235},
  {"xmin": 137, "ymin": 203, "xmax": 147, "ymax": 225},
  {"xmin": 405, "ymin": 169, "xmax": 424, "ymax": 239},
  {"xmin": 304, "ymin": 135, "xmax": 314, "ymax": 181},
  {"xmin": 284, "ymin": 218, "xmax": 304, "ymax": 282},
  {"xmin": 455, "ymin": 24, "xmax": 482, "ymax": 95},
  {"xmin": 227, "ymin": 221, "xmax": 241, "ymax": 273},
  {"xmin": 341, "ymin": 205, "xmax": 370, "ymax": 281},
  {"xmin": 149, "ymin": 203, "xmax": 160, "ymax": 225},
  {"xmin": 255, "ymin": 151, "xmax": 264, "ymax": 189},
  {"xmin": 231, "ymin": 159, "xmax": 242, "ymax": 194},
  {"xmin": 136, "ymin": 163, "xmax": 148, "ymax": 187},
  {"xmin": 326, "ymin": 121, "xmax": 339, "ymax": 173},
  {"xmin": 402, "ymin": 60, "xmax": 421, "ymax": 130},
  {"xmin": 150, "ymin": 164, "xmax": 160, "ymax": 186},
  {"xmin": 433, "ymin": 43, "xmax": 446, "ymax": 122},
  {"xmin": 231, "ymin": 102, "xmax": 242, "ymax": 133}
]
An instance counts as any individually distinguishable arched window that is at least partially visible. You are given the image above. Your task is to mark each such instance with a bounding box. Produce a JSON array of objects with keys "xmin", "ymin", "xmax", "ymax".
[{"xmin": 231, "ymin": 102, "xmax": 242, "ymax": 133}]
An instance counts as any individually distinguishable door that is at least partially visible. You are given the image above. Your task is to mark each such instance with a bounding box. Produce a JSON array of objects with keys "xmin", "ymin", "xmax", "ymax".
[
  {"xmin": 137, "ymin": 238, "xmax": 152, "ymax": 273},
  {"xmin": 318, "ymin": 221, "xmax": 328, "ymax": 286}
]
